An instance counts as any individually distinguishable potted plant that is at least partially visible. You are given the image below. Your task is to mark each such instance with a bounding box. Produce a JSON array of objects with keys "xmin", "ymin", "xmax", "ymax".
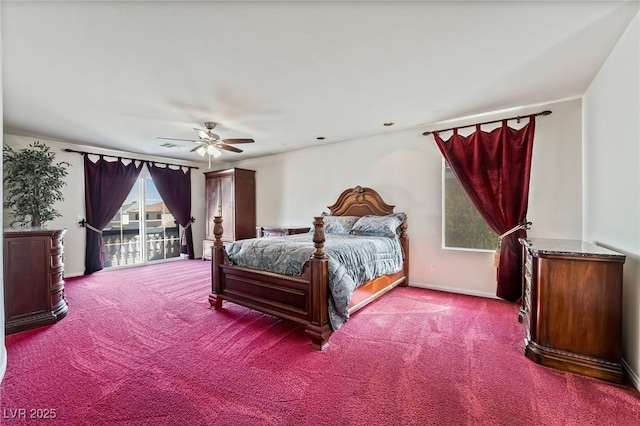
[
  {"xmin": 3, "ymin": 140, "xmax": 70, "ymax": 228},
  {"xmin": 3, "ymin": 141, "xmax": 72, "ymax": 334}
]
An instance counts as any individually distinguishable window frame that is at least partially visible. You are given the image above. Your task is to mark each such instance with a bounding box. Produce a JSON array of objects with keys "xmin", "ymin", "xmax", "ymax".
[{"xmin": 441, "ymin": 159, "xmax": 497, "ymax": 253}]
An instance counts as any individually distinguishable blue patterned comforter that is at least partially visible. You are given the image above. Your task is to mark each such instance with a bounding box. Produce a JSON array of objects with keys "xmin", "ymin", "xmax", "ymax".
[{"xmin": 224, "ymin": 232, "xmax": 403, "ymax": 330}]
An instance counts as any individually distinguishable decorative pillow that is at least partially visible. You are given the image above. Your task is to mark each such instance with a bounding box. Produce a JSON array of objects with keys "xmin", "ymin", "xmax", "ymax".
[
  {"xmin": 350, "ymin": 213, "xmax": 405, "ymax": 238},
  {"xmin": 322, "ymin": 215, "xmax": 360, "ymax": 234}
]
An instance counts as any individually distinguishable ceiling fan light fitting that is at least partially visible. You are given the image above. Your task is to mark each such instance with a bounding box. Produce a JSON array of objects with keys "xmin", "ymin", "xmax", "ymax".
[
  {"xmin": 160, "ymin": 122, "xmax": 253, "ymax": 160},
  {"xmin": 207, "ymin": 145, "xmax": 222, "ymax": 158}
]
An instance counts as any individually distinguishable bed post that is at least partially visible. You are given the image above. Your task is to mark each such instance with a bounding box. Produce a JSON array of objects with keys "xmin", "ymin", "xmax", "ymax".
[
  {"xmin": 208, "ymin": 216, "xmax": 224, "ymax": 310},
  {"xmin": 399, "ymin": 215, "xmax": 409, "ymax": 286},
  {"xmin": 305, "ymin": 216, "xmax": 332, "ymax": 350}
]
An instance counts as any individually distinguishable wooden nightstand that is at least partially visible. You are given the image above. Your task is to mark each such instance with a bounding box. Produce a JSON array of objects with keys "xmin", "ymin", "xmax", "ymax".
[{"xmin": 256, "ymin": 226, "xmax": 311, "ymax": 238}]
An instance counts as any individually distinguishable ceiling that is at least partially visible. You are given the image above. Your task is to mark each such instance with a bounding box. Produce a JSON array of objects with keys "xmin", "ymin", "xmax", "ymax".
[{"xmin": 2, "ymin": 1, "xmax": 638, "ymax": 164}]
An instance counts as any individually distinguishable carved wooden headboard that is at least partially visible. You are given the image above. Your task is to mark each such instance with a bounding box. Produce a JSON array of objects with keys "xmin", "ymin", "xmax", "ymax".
[{"xmin": 326, "ymin": 186, "xmax": 395, "ymax": 217}]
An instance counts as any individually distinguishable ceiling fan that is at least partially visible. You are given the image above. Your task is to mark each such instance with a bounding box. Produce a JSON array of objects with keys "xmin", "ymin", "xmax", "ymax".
[{"xmin": 158, "ymin": 121, "xmax": 254, "ymax": 161}]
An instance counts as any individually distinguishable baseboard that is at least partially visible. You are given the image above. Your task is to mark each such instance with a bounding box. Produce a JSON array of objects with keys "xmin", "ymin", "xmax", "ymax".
[
  {"xmin": 409, "ymin": 282, "xmax": 498, "ymax": 299},
  {"xmin": 0, "ymin": 345, "xmax": 7, "ymax": 384},
  {"xmin": 65, "ymin": 257, "xmax": 188, "ymax": 278},
  {"xmin": 622, "ymin": 358, "xmax": 640, "ymax": 391}
]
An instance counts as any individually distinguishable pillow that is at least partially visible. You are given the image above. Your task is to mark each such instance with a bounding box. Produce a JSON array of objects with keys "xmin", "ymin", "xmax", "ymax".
[
  {"xmin": 350, "ymin": 213, "xmax": 405, "ymax": 238},
  {"xmin": 322, "ymin": 215, "xmax": 360, "ymax": 234}
]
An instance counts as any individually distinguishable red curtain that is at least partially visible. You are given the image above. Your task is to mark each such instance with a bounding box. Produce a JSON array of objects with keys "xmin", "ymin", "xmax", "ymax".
[
  {"xmin": 84, "ymin": 155, "xmax": 143, "ymax": 274},
  {"xmin": 433, "ymin": 117, "xmax": 536, "ymax": 302},
  {"xmin": 147, "ymin": 162, "xmax": 195, "ymax": 259}
]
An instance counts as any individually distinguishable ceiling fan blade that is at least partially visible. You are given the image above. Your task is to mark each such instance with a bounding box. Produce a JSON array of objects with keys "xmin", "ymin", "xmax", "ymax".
[
  {"xmin": 217, "ymin": 144, "xmax": 243, "ymax": 153},
  {"xmin": 157, "ymin": 137, "xmax": 197, "ymax": 142},
  {"xmin": 190, "ymin": 143, "xmax": 207, "ymax": 153},
  {"xmin": 222, "ymin": 138, "xmax": 254, "ymax": 144},
  {"xmin": 194, "ymin": 128, "xmax": 210, "ymax": 140}
]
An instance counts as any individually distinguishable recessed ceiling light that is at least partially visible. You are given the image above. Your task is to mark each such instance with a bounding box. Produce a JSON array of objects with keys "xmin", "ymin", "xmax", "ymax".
[{"xmin": 383, "ymin": 122, "xmax": 394, "ymax": 127}]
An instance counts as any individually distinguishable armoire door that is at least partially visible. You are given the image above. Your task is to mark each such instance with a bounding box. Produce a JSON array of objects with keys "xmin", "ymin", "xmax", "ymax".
[
  {"xmin": 219, "ymin": 175, "xmax": 235, "ymax": 241},
  {"xmin": 205, "ymin": 177, "xmax": 221, "ymax": 240}
]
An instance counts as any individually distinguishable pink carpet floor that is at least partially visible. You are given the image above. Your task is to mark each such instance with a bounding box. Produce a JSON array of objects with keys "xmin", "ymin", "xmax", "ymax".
[{"xmin": 1, "ymin": 259, "xmax": 639, "ymax": 425}]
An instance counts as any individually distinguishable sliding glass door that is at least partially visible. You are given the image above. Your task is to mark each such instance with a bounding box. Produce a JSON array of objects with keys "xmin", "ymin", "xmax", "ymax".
[
  {"xmin": 103, "ymin": 174, "xmax": 180, "ymax": 268},
  {"xmin": 144, "ymin": 179, "xmax": 181, "ymax": 263}
]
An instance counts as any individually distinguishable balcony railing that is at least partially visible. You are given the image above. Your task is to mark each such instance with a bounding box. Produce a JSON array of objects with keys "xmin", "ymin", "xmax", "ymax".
[{"xmin": 102, "ymin": 227, "xmax": 181, "ymax": 268}]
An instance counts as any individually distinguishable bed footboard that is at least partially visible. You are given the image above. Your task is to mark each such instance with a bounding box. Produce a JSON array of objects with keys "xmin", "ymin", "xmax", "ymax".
[{"xmin": 209, "ymin": 216, "xmax": 333, "ymax": 350}]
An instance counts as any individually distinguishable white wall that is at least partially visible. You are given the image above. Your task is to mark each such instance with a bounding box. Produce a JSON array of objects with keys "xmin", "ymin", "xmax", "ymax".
[
  {"xmin": 583, "ymin": 11, "xmax": 640, "ymax": 388},
  {"xmin": 1, "ymin": 2, "xmax": 6, "ymax": 383},
  {"xmin": 2, "ymin": 135, "xmax": 207, "ymax": 277},
  {"xmin": 232, "ymin": 97, "xmax": 583, "ymax": 298}
]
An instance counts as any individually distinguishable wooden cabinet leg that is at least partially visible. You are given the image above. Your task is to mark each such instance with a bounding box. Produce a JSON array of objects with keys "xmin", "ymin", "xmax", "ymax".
[
  {"xmin": 305, "ymin": 324, "xmax": 332, "ymax": 351},
  {"xmin": 208, "ymin": 293, "xmax": 223, "ymax": 310}
]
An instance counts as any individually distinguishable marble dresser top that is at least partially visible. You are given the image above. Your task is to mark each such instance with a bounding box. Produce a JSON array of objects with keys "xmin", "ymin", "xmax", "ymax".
[{"xmin": 519, "ymin": 238, "xmax": 625, "ymax": 259}]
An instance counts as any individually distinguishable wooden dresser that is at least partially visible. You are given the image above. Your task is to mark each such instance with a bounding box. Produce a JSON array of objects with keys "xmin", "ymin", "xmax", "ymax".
[
  {"xmin": 255, "ymin": 226, "xmax": 311, "ymax": 238},
  {"xmin": 4, "ymin": 228, "xmax": 68, "ymax": 334},
  {"xmin": 519, "ymin": 238, "xmax": 625, "ymax": 383},
  {"xmin": 202, "ymin": 168, "xmax": 256, "ymax": 260}
]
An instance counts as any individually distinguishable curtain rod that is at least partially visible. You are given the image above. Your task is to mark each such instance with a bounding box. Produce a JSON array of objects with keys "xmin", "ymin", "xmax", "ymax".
[
  {"xmin": 63, "ymin": 148, "xmax": 199, "ymax": 170},
  {"xmin": 422, "ymin": 110, "xmax": 552, "ymax": 136}
]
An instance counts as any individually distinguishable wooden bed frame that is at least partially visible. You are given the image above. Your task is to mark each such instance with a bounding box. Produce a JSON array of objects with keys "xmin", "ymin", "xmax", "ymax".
[{"xmin": 208, "ymin": 186, "xmax": 409, "ymax": 350}]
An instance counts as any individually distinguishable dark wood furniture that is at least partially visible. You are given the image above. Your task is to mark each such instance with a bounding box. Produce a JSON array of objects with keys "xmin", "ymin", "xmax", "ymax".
[
  {"xmin": 202, "ymin": 167, "xmax": 256, "ymax": 260},
  {"xmin": 256, "ymin": 226, "xmax": 311, "ymax": 238},
  {"xmin": 209, "ymin": 186, "xmax": 409, "ymax": 350},
  {"xmin": 519, "ymin": 238, "xmax": 625, "ymax": 383},
  {"xmin": 3, "ymin": 228, "xmax": 68, "ymax": 334}
]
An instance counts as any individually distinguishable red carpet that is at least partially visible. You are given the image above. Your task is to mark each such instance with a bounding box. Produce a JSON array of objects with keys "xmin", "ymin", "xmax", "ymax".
[{"xmin": 1, "ymin": 260, "xmax": 639, "ymax": 425}]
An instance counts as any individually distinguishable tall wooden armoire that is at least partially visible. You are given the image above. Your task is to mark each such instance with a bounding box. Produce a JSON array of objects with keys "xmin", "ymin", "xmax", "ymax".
[{"xmin": 202, "ymin": 168, "xmax": 256, "ymax": 260}]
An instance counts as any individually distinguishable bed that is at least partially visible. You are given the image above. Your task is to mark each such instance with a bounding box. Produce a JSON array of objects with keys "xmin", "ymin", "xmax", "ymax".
[{"xmin": 208, "ymin": 186, "xmax": 409, "ymax": 350}]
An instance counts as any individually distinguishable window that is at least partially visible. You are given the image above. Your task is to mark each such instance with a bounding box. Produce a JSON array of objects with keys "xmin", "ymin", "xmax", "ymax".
[
  {"xmin": 442, "ymin": 161, "xmax": 497, "ymax": 251},
  {"xmin": 102, "ymin": 173, "xmax": 181, "ymax": 268}
]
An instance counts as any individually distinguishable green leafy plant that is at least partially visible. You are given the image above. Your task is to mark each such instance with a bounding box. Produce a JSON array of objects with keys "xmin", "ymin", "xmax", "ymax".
[{"xmin": 3, "ymin": 141, "xmax": 70, "ymax": 228}]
